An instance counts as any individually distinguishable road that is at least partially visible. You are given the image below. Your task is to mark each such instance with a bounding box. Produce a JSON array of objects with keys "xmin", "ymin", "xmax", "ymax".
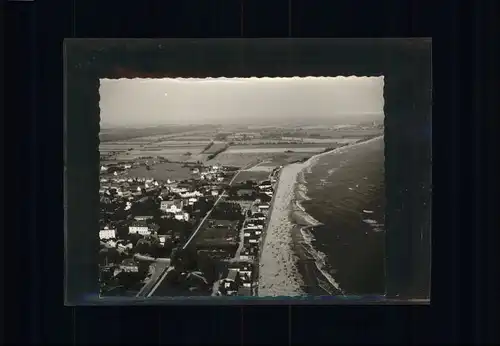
[
  {"xmin": 181, "ymin": 160, "xmax": 263, "ymax": 251},
  {"xmin": 136, "ymin": 260, "xmax": 170, "ymax": 297},
  {"xmin": 146, "ymin": 161, "xmax": 262, "ymax": 297}
]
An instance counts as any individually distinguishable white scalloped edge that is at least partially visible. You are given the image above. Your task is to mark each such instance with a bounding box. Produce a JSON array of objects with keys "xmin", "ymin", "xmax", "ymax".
[{"xmin": 100, "ymin": 76, "xmax": 384, "ymax": 82}]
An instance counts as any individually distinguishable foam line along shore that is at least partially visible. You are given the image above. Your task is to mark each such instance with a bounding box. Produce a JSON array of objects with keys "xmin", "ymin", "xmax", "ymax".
[{"xmin": 258, "ymin": 136, "xmax": 383, "ymax": 296}]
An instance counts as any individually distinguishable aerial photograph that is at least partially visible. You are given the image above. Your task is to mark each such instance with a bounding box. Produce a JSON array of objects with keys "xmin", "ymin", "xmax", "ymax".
[{"xmin": 97, "ymin": 76, "xmax": 385, "ymax": 298}]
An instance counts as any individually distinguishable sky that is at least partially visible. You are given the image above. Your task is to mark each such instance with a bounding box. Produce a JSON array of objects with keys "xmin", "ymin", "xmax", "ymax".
[{"xmin": 99, "ymin": 77, "xmax": 384, "ymax": 127}]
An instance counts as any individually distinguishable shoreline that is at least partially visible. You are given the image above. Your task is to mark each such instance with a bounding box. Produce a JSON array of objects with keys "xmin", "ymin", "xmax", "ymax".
[{"xmin": 258, "ymin": 136, "xmax": 383, "ymax": 296}]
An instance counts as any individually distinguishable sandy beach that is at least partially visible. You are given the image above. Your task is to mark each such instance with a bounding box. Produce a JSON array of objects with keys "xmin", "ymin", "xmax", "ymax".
[
  {"xmin": 257, "ymin": 163, "xmax": 306, "ymax": 296},
  {"xmin": 258, "ymin": 136, "xmax": 383, "ymax": 296}
]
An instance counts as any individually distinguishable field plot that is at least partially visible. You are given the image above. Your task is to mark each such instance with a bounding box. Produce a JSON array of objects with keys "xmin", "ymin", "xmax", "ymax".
[
  {"xmin": 302, "ymin": 129, "xmax": 384, "ymax": 138},
  {"xmin": 169, "ymin": 136, "xmax": 217, "ymax": 141},
  {"xmin": 233, "ymin": 171, "xmax": 271, "ymax": 184},
  {"xmin": 226, "ymin": 144, "xmax": 327, "ymax": 154},
  {"xmin": 265, "ymin": 153, "xmax": 315, "ymax": 166},
  {"xmin": 208, "ymin": 153, "xmax": 272, "ymax": 168},
  {"xmin": 195, "ymin": 220, "xmax": 241, "ymax": 245},
  {"xmin": 245, "ymin": 164, "xmax": 277, "ymax": 173},
  {"xmin": 123, "ymin": 162, "xmax": 194, "ymax": 181},
  {"xmin": 281, "ymin": 137, "xmax": 360, "ymax": 144},
  {"xmin": 113, "ymin": 138, "xmax": 211, "ymax": 161},
  {"xmin": 203, "ymin": 141, "xmax": 228, "ymax": 154}
]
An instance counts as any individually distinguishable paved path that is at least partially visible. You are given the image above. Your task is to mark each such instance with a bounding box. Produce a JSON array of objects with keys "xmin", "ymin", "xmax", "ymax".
[{"xmin": 136, "ymin": 259, "xmax": 170, "ymax": 297}]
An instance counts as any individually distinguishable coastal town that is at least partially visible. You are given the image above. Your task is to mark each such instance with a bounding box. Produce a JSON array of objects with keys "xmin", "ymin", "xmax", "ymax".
[
  {"xmin": 99, "ymin": 156, "xmax": 282, "ymax": 297},
  {"xmin": 98, "ymin": 121, "xmax": 384, "ymax": 298},
  {"xmin": 96, "ymin": 76, "xmax": 389, "ymax": 298}
]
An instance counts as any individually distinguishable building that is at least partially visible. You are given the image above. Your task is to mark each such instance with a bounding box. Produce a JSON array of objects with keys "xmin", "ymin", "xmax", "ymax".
[
  {"xmin": 128, "ymin": 221, "xmax": 150, "ymax": 236},
  {"xmin": 258, "ymin": 181, "xmax": 273, "ymax": 190},
  {"xmin": 134, "ymin": 216, "xmax": 153, "ymax": 221},
  {"xmin": 239, "ymin": 247, "xmax": 256, "ymax": 261},
  {"xmin": 220, "ymin": 269, "xmax": 240, "ymax": 295},
  {"xmin": 174, "ymin": 212, "xmax": 190, "ymax": 222},
  {"xmin": 257, "ymin": 204, "xmax": 270, "ymax": 212},
  {"xmin": 251, "ymin": 212, "xmax": 266, "ymax": 220},
  {"xmin": 157, "ymin": 233, "xmax": 172, "ymax": 245},
  {"xmin": 211, "ymin": 190, "xmax": 219, "ymax": 197},
  {"xmin": 160, "ymin": 199, "xmax": 184, "ymax": 213},
  {"xmin": 99, "ymin": 227, "xmax": 116, "ymax": 240},
  {"xmin": 120, "ymin": 259, "xmax": 139, "ymax": 273}
]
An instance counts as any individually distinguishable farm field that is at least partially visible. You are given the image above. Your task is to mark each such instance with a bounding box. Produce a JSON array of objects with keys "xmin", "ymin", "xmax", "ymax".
[
  {"xmin": 203, "ymin": 141, "xmax": 228, "ymax": 154},
  {"xmin": 207, "ymin": 153, "xmax": 273, "ymax": 168},
  {"xmin": 226, "ymin": 147, "xmax": 326, "ymax": 154},
  {"xmin": 207, "ymin": 150, "xmax": 321, "ymax": 168},
  {"xmin": 244, "ymin": 164, "xmax": 276, "ymax": 173},
  {"xmin": 122, "ymin": 162, "xmax": 195, "ymax": 181},
  {"xmin": 281, "ymin": 137, "xmax": 360, "ymax": 144},
  {"xmin": 232, "ymin": 170, "xmax": 271, "ymax": 184}
]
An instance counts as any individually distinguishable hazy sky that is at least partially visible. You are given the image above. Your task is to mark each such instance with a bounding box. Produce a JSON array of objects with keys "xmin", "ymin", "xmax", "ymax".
[{"xmin": 99, "ymin": 77, "xmax": 384, "ymax": 127}]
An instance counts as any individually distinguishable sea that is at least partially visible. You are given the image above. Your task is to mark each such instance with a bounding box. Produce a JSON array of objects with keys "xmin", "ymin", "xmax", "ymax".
[{"xmin": 291, "ymin": 136, "xmax": 386, "ymax": 295}]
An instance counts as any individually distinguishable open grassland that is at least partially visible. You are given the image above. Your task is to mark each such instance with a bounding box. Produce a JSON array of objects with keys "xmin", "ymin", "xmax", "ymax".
[
  {"xmin": 207, "ymin": 151, "xmax": 316, "ymax": 168},
  {"xmin": 245, "ymin": 164, "xmax": 276, "ymax": 173},
  {"xmin": 226, "ymin": 146, "xmax": 326, "ymax": 154},
  {"xmin": 207, "ymin": 153, "xmax": 272, "ymax": 168},
  {"xmin": 99, "ymin": 125, "xmax": 219, "ymax": 142},
  {"xmin": 195, "ymin": 220, "xmax": 241, "ymax": 246},
  {"xmin": 281, "ymin": 137, "xmax": 360, "ymax": 144},
  {"xmin": 233, "ymin": 170, "xmax": 271, "ymax": 184},
  {"xmin": 203, "ymin": 142, "xmax": 228, "ymax": 154},
  {"xmin": 123, "ymin": 162, "xmax": 195, "ymax": 181}
]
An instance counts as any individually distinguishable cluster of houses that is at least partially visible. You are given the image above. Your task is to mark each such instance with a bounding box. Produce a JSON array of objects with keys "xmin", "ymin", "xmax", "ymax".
[
  {"xmin": 213, "ymin": 198, "xmax": 273, "ymax": 296},
  {"xmin": 98, "ymin": 164, "xmax": 233, "ymax": 294},
  {"xmin": 98, "ymin": 159, "xmax": 282, "ymax": 296},
  {"xmin": 218, "ymin": 261, "xmax": 255, "ymax": 296}
]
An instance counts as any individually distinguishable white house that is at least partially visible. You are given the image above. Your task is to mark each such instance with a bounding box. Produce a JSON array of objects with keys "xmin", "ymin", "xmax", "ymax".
[
  {"xmin": 244, "ymin": 225, "xmax": 262, "ymax": 230},
  {"xmin": 160, "ymin": 199, "xmax": 184, "ymax": 213},
  {"xmin": 257, "ymin": 204, "xmax": 270, "ymax": 212},
  {"xmin": 179, "ymin": 191, "xmax": 203, "ymax": 198},
  {"xmin": 100, "ymin": 165, "xmax": 108, "ymax": 172},
  {"xmin": 124, "ymin": 201, "xmax": 132, "ymax": 211},
  {"xmin": 174, "ymin": 212, "xmax": 190, "ymax": 222},
  {"xmin": 188, "ymin": 197, "xmax": 198, "ymax": 205},
  {"xmin": 99, "ymin": 227, "xmax": 116, "ymax": 240},
  {"xmin": 120, "ymin": 259, "xmax": 139, "ymax": 273},
  {"xmin": 134, "ymin": 216, "xmax": 153, "ymax": 221},
  {"xmin": 258, "ymin": 182, "xmax": 273, "ymax": 190},
  {"xmin": 128, "ymin": 221, "xmax": 150, "ymax": 236},
  {"xmin": 211, "ymin": 190, "xmax": 219, "ymax": 197}
]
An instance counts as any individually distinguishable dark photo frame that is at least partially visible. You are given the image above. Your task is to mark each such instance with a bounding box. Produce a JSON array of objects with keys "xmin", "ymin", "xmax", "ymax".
[{"xmin": 64, "ymin": 38, "xmax": 432, "ymax": 305}]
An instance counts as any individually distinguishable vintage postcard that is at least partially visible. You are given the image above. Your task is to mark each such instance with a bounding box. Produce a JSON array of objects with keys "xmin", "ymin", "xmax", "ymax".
[{"xmin": 97, "ymin": 76, "xmax": 386, "ymax": 298}]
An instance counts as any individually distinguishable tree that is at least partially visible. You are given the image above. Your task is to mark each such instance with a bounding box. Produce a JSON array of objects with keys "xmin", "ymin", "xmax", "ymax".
[{"xmin": 197, "ymin": 251, "xmax": 217, "ymax": 284}]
